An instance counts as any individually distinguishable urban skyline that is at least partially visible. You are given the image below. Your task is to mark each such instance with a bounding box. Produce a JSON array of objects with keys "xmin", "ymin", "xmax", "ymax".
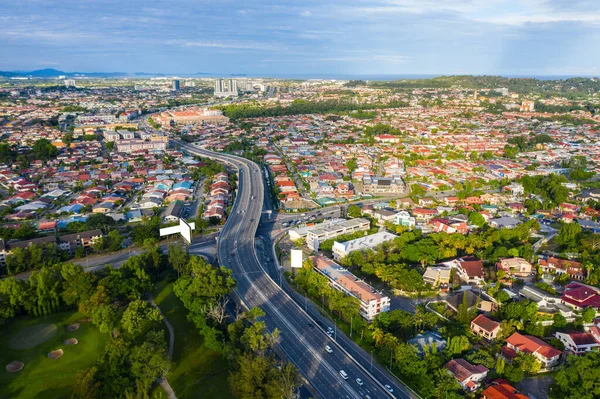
[{"xmin": 1, "ymin": 0, "xmax": 600, "ymax": 76}]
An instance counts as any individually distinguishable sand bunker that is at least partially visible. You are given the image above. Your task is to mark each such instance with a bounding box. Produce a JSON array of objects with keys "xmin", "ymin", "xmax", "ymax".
[
  {"xmin": 9, "ymin": 323, "xmax": 57, "ymax": 350},
  {"xmin": 6, "ymin": 361, "xmax": 24, "ymax": 372},
  {"xmin": 66, "ymin": 323, "xmax": 80, "ymax": 332},
  {"xmin": 64, "ymin": 338, "xmax": 78, "ymax": 345},
  {"xmin": 47, "ymin": 349, "xmax": 64, "ymax": 360}
]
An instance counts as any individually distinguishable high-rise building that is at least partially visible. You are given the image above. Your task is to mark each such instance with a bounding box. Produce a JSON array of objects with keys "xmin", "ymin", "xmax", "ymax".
[
  {"xmin": 64, "ymin": 79, "xmax": 76, "ymax": 88},
  {"xmin": 214, "ymin": 79, "xmax": 238, "ymax": 97},
  {"xmin": 172, "ymin": 79, "xmax": 181, "ymax": 91},
  {"xmin": 520, "ymin": 100, "xmax": 535, "ymax": 112}
]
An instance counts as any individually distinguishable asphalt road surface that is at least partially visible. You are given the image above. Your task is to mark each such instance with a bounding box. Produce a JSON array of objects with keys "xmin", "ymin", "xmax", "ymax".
[{"xmin": 179, "ymin": 141, "xmax": 418, "ymax": 399}]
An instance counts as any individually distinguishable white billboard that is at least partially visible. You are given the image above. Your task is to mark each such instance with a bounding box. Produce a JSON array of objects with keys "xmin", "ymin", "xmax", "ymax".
[
  {"xmin": 291, "ymin": 249, "xmax": 303, "ymax": 268},
  {"xmin": 180, "ymin": 218, "xmax": 194, "ymax": 245},
  {"xmin": 159, "ymin": 217, "xmax": 195, "ymax": 244}
]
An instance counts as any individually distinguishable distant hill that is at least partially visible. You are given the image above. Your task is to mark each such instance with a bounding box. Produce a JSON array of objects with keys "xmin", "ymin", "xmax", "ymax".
[{"xmin": 0, "ymin": 68, "xmax": 129, "ymax": 78}]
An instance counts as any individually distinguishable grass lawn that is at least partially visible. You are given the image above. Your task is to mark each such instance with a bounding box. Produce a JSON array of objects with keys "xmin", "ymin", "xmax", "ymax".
[
  {"xmin": 0, "ymin": 310, "xmax": 108, "ymax": 399},
  {"xmin": 152, "ymin": 281, "xmax": 234, "ymax": 399}
]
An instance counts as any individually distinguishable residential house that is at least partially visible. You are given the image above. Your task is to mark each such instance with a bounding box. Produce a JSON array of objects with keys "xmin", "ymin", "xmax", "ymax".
[
  {"xmin": 92, "ymin": 202, "xmax": 115, "ymax": 214},
  {"xmin": 482, "ymin": 379, "xmax": 530, "ymax": 399},
  {"xmin": 164, "ymin": 200, "xmax": 184, "ymax": 222},
  {"xmin": 396, "ymin": 198, "xmax": 415, "ymax": 209},
  {"xmin": 413, "ymin": 208, "xmax": 438, "ymax": 221},
  {"xmin": 372, "ymin": 209, "xmax": 397, "ymax": 225},
  {"xmin": 423, "ymin": 267, "xmax": 451, "ymax": 289},
  {"xmin": 554, "ymin": 331, "xmax": 600, "ymax": 354},
  {"xmin": 561, "ymin": 282, "xmax": 600, "ymax": 310},
  {"xmin": 59, "ymin": 229, "xmax": 104, "ymax": 252},
  {"xmin": 394, "ymin": 211, "xmax": 416, "ymax": 229},
  {"xmin": 362, "ymin": 176, "xmax": 405, "ymax": 194},
  {"xmin": 539, "ymin": 257, "xmax": 585, "ymax": 280},
  {"xmin": 519, "ymin": 285, "xmax": 576, "ymax": 322},
  {"xmin": 445, "ymin": 358, "xmax": 488, "ymax": 391},
  {"xmin": 471, "ymin": 314, "xmax": 501, "ymax": 340},
  {"xmin": 445, "ymin": 289, "xmax": 496, "ymax": 313},
  {"xmin": 443, "ymin": 256, "xmax": 485, "ymax": 285},
  {"xmin": 490, "ymin": 216, "xmax": 522, "ymax": 229},
  {"xmin": 502, "ymin": 332, "xmax": 562, "ymax": 369},
  {"xmin": 497, "ymin": 258, "xmax": 534, "ymax": 278}
]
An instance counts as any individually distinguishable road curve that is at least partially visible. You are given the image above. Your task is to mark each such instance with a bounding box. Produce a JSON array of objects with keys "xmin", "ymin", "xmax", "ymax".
[{"xmin": 179, "ymin": 141, "xmax": 417, "ymax": 399}]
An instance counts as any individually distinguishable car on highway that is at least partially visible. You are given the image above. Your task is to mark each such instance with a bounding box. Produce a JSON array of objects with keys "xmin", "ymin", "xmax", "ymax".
[
  {"xmin": 384, "ymin": 384, "xmax": 394, "ymax": 393},
  {"xmin": 339, "ymin": 370, "xmax": 348, "ymax": 380},
  {"xmin": 325, "ymin": 345, "xmax": 333, "ymax": 353},
  {"xmin": 355, "ymin": 378, "xmax": 363, "ymax": 386}
]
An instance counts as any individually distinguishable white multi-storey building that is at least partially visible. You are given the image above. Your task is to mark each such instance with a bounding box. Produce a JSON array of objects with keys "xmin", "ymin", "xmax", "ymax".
[
  {"xmin": 332, "ymin": 231, "xmax": 398, "ymax": 260},
  {"xmin": 305, "ymin": 218, "xmax": 370, "ymax": 251},
  {"xmin": 312, "ymin": 256, "xmax": 390, "ymax": 321},
  {"xmin": 214, "ymin": 79, "xmax": 238, "ymax": 97}
]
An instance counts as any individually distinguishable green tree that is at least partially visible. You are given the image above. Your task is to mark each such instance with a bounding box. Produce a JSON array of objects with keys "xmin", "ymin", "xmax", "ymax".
[
  {"xmin": 347, "ymin": 204, "xmax": 362, "ymax": 218},
  {"xmin": 456, "ymin": 291, "xmax": 470, "ymax": 325},
  {"xmin": 61, "ymin": 263, "xmax": 97, "ymax": 306},
  {"xmin": 129, "ymin": 330, "xmax": 170, "ymax": 392},
  {"xmin": 106, "ymin": 230, "xmax": 124, "ymax": 252},
  {"xmin": 71, "ymin": 367, "xmax": 100, "ymax": 399},
  {"xmin": 468, "ymin": 212, "xmax": 486, "ymax": 227},
  {"xmin": 552, "ymin": 352, "xmax": 600, "ymax": 399},
  {"xmin": 32, "ymin": 138, "xmax": 59, "ymax": 161},
  {"xmin": 556, "ymin": 222, "xmax": 582, "ymax": 250},
  {"xmin": 495, "ymin": 355, "xmax": 506, "ymax": 375},
  {"xmin": 345, "ymin": 157, "xmax": 358, "ymax": 177},
  {"xmin": 168, "ymin": 242, "xmax": 190, "ymax": 277},
  {"xmin": 411, "ymin": 184, "xmax": 427, "ymax": 197},
  {"xmin": 582, "ymin": 307, "xmax": 596, "ymax": 324},
  {"xmin": 121, "ymin": 300, "xmax": 161, "ymax": 336}
]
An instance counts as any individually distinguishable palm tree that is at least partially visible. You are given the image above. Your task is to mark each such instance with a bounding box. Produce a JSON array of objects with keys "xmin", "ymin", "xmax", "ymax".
[{"xmin": 371, "ymin": 327, "xmax": 384, "ymax": 346}]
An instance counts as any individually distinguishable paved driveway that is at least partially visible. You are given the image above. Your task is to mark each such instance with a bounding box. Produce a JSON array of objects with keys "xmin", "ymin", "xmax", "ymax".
[{"xmin": 517, "ymin": 375, "xmax": 555, "ymax": 399}]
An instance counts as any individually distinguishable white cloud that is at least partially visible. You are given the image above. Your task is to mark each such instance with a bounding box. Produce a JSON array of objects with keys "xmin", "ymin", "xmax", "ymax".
[
  {"xmin": 167, "ymin": 39, "xmax": 286, "ymax": 51},
  {"xmin": 475, "ymin": 12, "xmax": 600, "ymax": 25}
]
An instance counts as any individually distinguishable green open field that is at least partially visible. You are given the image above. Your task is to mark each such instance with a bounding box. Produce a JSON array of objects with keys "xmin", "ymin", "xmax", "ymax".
[
  {"xmin": 152, "ymin": 282, "xmax": 234, "ymax": 399},
  {"xmin": 0, "ymin": 310, "xmax": 108, "ymax": 399}
]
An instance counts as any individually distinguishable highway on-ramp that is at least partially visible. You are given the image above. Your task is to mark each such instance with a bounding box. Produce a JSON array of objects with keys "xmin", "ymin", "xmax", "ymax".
[{"xmin": 179, "ymin": 141, "xmax": 419, "ymax": 399}]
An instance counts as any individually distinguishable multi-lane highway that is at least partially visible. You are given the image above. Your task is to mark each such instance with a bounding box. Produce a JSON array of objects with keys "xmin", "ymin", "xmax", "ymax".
[{"xmin": 179, "ymin": 141, "xmax": 418, "ymax": 399}]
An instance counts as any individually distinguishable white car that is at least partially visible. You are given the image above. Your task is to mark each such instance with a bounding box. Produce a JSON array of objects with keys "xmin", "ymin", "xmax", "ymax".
[
  {"xmin": 325, "ymin": 345, "xmax": 333, "ymax": 353},
  {"xmin": 339, "ymin": 370, "xmax": 348, "ymax": 380},
  {"xmin": 385, "ymin": 384, "xmax": 394, "ymax": 393},
  {"xmin": 356, "ymin": 378, "xmax": 363, "ymax": 386}
]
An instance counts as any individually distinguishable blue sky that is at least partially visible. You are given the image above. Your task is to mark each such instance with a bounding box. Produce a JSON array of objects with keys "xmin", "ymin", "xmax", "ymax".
[{"xmin": 1, "ymin": 0, "xmax": 600, "ymax": 76}]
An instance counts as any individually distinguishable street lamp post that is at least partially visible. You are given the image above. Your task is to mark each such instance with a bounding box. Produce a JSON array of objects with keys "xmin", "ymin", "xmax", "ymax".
[
  {"xmin": 334, "ymin": 319, "xmax": 337, "ymax": 341},
  {"xmin": 370, "ymin": 350, "xmax": 373, "ymax": 371},
  {"xmin": 350, "ymin": 316, "xmax": 353, "ymax": 338}
]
